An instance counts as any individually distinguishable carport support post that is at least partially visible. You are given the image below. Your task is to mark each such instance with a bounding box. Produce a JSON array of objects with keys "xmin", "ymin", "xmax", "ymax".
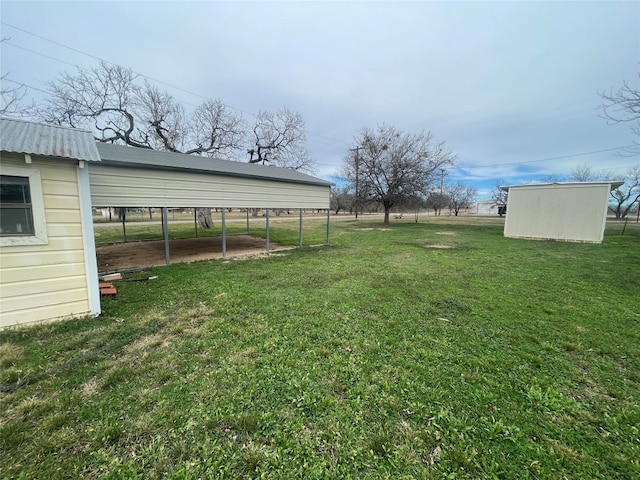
[
  {"xmin": 266, "ymin": 208, "xmax": 270, "ymax": 252},
  {"xmin": 122, "ymin": 208, "xmax": 127, "ymax": 243},
  {"xmin": 221, "ymin": 208, "xmax": 227, "ymax": 258},
  {"xmin": 326, "ymin": 209, "xmax": 330, "ymax": 245},
  {"xmin": 162, "ymin": 207, "xmax": 170, "ymax": 265},
  {"xmin": 299, "ymin": 209, "xmax": 303, "ymax": 247},
  {"xmin": 194, "ymin": 208, "xmax": 198, "ymax": 238}
]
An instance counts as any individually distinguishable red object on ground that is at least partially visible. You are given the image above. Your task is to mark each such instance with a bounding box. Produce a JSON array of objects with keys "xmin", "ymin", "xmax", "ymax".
[{"xmin": 99, "ymin": 282, "xmax": 117, "ymax": 297}]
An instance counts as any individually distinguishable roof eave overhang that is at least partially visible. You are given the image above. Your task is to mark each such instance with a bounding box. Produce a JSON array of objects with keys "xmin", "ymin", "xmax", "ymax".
[
  {"xmin": 1, "ymin": 149, "xmax": 101, "ymax": 163},
  {"xmin": 501, "ymin": 181, "xmax": 626, "ymax": 192},
  {"xmin": 95, "ymin": 159, "xmax": 333, "ymax": 188}
]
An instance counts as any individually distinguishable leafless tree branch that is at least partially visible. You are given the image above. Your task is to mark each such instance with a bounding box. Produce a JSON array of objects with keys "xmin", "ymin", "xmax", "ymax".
[
  {"xmin": 347, "ymin": 124, "xmax": 456, "ymax": 225},
  {"xmin": 598, "ymin": 73, "xmax": 640, "ymax": 156},
  {"xmin": 248, "ymin": 108, "xmax": 315, "ymax": 172}
]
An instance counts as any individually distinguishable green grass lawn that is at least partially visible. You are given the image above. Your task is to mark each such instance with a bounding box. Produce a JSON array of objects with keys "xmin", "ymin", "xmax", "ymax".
[
  {"xmin": 1, "ymin": 217, "xmax": 639, "ymax": 479},
  {"xmin": 93, "ymin": 210, "xmax": 332, "ymax": 246}
]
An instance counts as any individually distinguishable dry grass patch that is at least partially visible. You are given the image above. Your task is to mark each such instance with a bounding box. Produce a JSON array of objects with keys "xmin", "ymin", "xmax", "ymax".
[
  {"xmin": 229, "ymin": 347, "xmax": 259, "ymax": 365},
  {"xmin": 0, "ymin": 343, "xmax": 23, "ymax": 368},
  {"xmin": 125, "ymin": 333, "xmax": 168, "ymax": 357},
  {"xmin": 221, "ymin": 248, "xmax": 295, "ymax": 263},
  {"xmin": 80, "ymin": 378, "xmax": 100, "ymax": 397}
]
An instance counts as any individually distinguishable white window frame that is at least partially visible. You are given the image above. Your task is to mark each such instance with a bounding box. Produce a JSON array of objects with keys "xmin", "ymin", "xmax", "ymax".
[{"xmin": 0, "ymin": 166, "xmax": 48, "ymax": 246}]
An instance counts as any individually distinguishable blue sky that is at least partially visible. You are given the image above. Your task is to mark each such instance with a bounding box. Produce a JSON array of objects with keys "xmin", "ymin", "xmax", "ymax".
[{"xmin": 1, "ymin": 1, "xmax": 638, "ymax": 199}]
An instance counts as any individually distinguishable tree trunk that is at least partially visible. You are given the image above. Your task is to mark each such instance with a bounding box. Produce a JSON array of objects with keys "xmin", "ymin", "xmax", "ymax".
[
  {"xmin": 196, "ymin": 208, "xmax": 214, "ymax": 229},
  {"xmin": 383, "ymin": 206, "xmax": 391, "ymax": 225}
]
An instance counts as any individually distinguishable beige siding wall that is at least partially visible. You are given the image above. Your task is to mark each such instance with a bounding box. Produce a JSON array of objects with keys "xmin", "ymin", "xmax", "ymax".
[
  {"xmin": 0, "ymin": 154, "xmax": 92, "ymax": 327},
  {"xmin": 504, "ymin": 184, "xmax": 609, "ymax": 243},
  {"xmin": 89, "ymin": 165, "xmax": 330, "ymax": 209}
]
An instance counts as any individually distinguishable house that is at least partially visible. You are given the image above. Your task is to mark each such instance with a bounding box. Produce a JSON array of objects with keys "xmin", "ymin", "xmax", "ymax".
[
  {"xmin": 501, "ymin": 182, "xmax": 623, "ymax": 243},
  {"xmin": 1, "ymin": 118, "xmax": 331, "ymax": 328},
  {"xmin": 0, "ymin": 118, "xmax": 102, "ymax": 327}
]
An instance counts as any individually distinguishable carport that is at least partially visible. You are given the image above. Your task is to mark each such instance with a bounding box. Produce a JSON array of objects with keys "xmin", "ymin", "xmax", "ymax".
[{"xmin": 89, "ymin": 143, "xmax": 332, "ymax": 265}]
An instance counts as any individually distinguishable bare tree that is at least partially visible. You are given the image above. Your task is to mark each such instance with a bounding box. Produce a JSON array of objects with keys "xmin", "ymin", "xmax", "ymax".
[
  {"xmin": 609, "ymin": 166, "xmax": 640, "ymax": 219},
  {"xmin": 0, "ymin": 75, "xmax": 32, "ymax": 118},
  {"xmin": 39, "ymin": 61, "xmax": 252, "ymax": 228},
  {"xmin": 248, "ymin": 108, "xmax": 316, "ymax": 172},
  {"xmin": 39, "ymin": 62, "xmax": 149, "ymax": 147},
  {"xmin": 346, "ymin": 124, "xmax": 456, "ymax": 225},
  {"xmin": 190, "ymin": 99, "xmax": 246, "ymax": 159},
  {"xmin": 40, "ymin": 62, "xmax": 246, "ymax": 158},
  {"xmin": 331, "ymin": 185, "xmax": 353, "ymax": 215},
  {"xmin": 539, "ymin": 174, "xmax": 564, "ymax": 183},
  {"xmin": 490, "ymin": 181, "xmax": 508, "ymax": 216},
  {"xmin": 570, "ymin": 164, "xmax": 640, "ymax": 219},
  {"xmin": 445, "ymin": 182, "xmax": 477, "ymax": 216},
  {"xmin": 569, "ymin": 163, "xmax": 616, "ymax": 182},
  {"xmin": 425, "ymin": 192, "xmax": 449, "ymax": 216},
  {"xmin": 599, "ymin": 74, "xmax": 640, "ymax": 155},
  {"xmin": 135, "ymin": 80, "xmax": 188, "ymax": 152}
]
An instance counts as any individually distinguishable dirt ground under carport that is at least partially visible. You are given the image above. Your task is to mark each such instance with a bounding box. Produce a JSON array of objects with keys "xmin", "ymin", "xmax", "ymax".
[{"xmin": 96, "ymin": 235, "xmax": 291, "ymax": 272}]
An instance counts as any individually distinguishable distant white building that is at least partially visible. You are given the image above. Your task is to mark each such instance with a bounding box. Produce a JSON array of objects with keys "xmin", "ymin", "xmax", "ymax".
[
  {"xmin": 470, "ymin": 200, "xmax": 501, "ymax": 215},
  {"xmin": 501, "ymin": 182, "xmax": 623, "ymax": 243}
]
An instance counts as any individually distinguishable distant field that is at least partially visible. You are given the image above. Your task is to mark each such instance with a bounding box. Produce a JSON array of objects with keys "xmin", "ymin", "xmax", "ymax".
[{"xmin": 1, "ymin": 217, "xmax": 638, "ymax": 478}]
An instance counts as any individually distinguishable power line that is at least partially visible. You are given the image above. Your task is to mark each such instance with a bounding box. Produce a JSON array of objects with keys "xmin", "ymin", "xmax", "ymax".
[
  {"xmin": 2, "ymin": 21, "xmax": 105, "ymax": 63},
  {"xmin": 2, "ymin": 77, "xmax": 48, "ymax": 94},
  {"xmin": 1, "ymin": 22, "xmax": 634, "ymax": 171},
  {"xmin": 1, "ymin": 23, "xmax": 352, "ymax": 148},
  {"xmin": 1, "ymin": 21, "xmax": 254, "ymax": 116},
  {"xmin": 2, "ymin": 41, "xmax": 82, "ymax": 69},
  {"xmin": 461, "ymin": 145, "xmax": 636, "ymax": 169}
]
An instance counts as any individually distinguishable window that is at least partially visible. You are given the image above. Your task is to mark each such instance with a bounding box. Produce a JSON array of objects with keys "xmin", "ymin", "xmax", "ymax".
[
  {"xmin": 0, "ymin": 166, "xmax": 48, "ymax": 246},
  {"xmin": 1, "ymin": 175, "xmax": 35, "ymax": 235}
]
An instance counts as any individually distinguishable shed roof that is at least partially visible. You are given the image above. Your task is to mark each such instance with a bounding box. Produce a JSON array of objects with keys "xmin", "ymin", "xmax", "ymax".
[
  {"xmin": 0, "ymin": 118, "xmax": 101, "ymax": 162},
  {"xmin": 96, "ymin": 142, "xmax": 332, "ymax": 187},
  {"xmin": 500, "ymin": 181, "xmax": 624, "ymax": 192}
]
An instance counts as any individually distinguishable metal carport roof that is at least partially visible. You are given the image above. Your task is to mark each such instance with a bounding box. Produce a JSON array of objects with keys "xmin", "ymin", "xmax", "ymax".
[{"xmin": 95, "ymin": 143, "xmax": 332, "ymax": 187}]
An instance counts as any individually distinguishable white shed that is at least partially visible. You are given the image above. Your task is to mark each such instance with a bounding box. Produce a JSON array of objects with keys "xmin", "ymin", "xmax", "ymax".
[
  {"xmin": 501, "ymin": 182, "xmax": 623, "ymax": 243},
  {"xmin": 0, "ymin": 119, "xmax": 102, "ymax": 327}
]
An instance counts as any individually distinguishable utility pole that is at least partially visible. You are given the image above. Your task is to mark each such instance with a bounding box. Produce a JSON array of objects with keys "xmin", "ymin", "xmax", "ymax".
[
  {"xmin": 439, "ymin": 168, "xmax": 446, "ymax": 194},
  {"xmin": 350, "ymin": 146, "xmax": 363, "ymax": 219}
]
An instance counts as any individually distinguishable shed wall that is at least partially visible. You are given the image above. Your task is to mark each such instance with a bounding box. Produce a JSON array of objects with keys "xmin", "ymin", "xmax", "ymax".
[
  {"xmin": 0, "ymin": 154, "xmax": 93, "ymax": 327},
  {"xmin": 89, "ymin": 165, "xmax": 330, "ymax": 209},
  {"xmin": 503, "ymin": 184, "xmax": 609, "ymax": 243}
]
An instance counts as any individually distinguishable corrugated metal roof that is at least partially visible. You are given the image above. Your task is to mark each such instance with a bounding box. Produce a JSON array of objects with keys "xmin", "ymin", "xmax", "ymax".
[
  {"xmin": 500, "ymin": 181, "xmax": 624, "ymax": 191},
  {"xmin": 0, "ymin": 118, "xmax": 101, "ymax": 162},
  {"xmin": 96, "ymin": 142, "xmax": 333, "ymax": 187}
]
